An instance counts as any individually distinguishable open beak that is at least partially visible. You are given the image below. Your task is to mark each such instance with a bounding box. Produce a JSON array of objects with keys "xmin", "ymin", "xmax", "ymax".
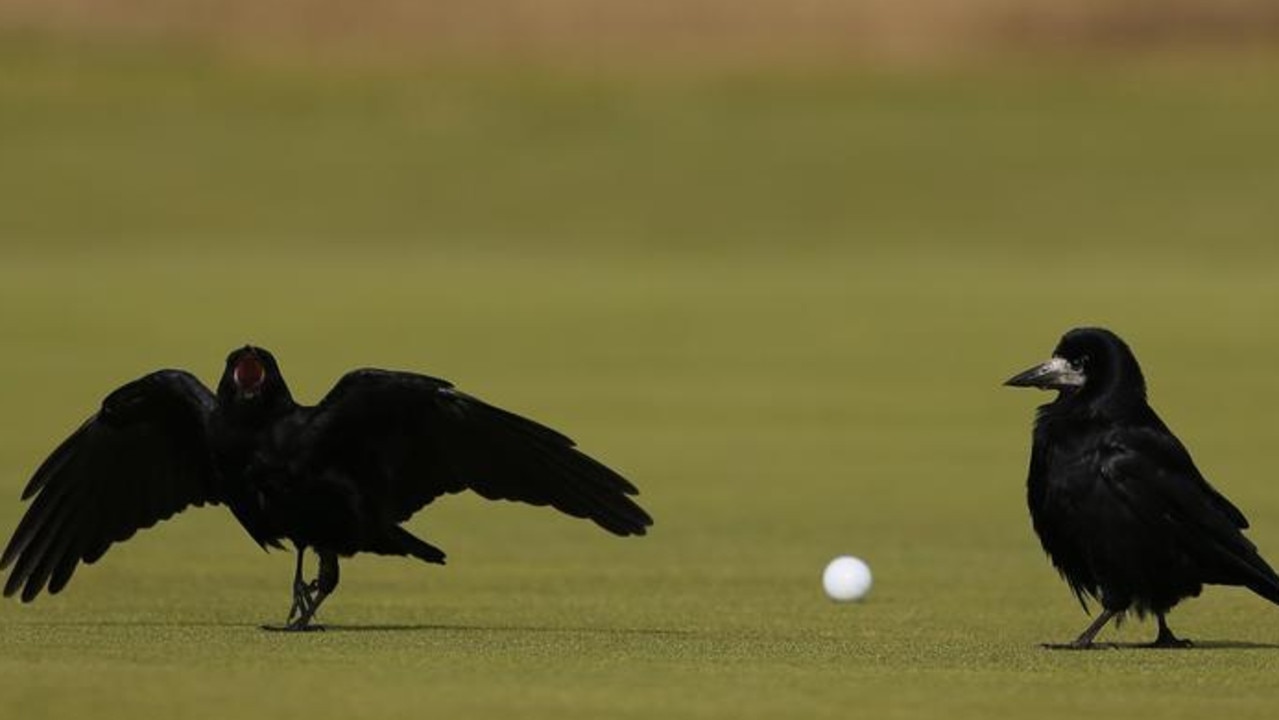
[
  {"xmin": 1004, "ymin": 356, "xmax": 1085, "ymax": 390},
  {"xmin": 233, "ymin": 352, "xmax": 266, "ymax": 398}
]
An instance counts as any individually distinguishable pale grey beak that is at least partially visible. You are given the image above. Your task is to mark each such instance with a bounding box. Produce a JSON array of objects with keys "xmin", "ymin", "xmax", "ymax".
[{"xmin": 1004, "ymin": 356, "xmax": 1086, "ymax": 390}]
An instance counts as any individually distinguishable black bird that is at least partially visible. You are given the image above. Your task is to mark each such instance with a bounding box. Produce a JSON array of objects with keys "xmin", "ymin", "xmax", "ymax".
[
  {"xmin": 2, "ymin": 346, "xmax": 652, "ymax": 630},
  {"xmin": 1006, "ymin": 327, "xmax": 1279, "ymax": 649}
]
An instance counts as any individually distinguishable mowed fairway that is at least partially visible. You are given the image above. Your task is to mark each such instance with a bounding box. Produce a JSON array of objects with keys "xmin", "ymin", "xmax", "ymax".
[{"xmin": 2, "ymin": 43, "xmax": 1279, "ymax": 718}]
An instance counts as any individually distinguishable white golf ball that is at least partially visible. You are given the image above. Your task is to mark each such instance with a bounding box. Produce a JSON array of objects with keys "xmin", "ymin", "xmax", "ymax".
[{"xmin": 822, "ymin": 555, "xmax": 872, "ymax": 602}]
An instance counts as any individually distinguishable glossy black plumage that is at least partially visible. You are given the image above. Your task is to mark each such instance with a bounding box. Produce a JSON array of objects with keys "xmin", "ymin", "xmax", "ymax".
[
  {"xmin": 2, "ymin": 347, "xmax": 652, "ymax": 629},
  {"xmin": 1007, "ymin": 327, "xmax": 1279, "ymax": 648}
]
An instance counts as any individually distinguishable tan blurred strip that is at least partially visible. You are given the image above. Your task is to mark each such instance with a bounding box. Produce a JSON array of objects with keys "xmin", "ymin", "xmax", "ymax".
[{"xmin": 2, "ymin": 0, "xmax": 1278, "ymax": 63}]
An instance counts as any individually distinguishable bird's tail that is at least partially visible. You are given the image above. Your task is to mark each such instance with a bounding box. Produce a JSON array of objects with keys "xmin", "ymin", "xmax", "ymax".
[
  {"xmin": 1227, "ymin": 542, "xmax": 1279, "ymax": 606},
  {"xmin": 1247, "ymin": 571, "xmax": 1279, "ymax": 606},
  {"xmin": 372, "ymin": 526, "xmax": 447, "ymax": 565}
]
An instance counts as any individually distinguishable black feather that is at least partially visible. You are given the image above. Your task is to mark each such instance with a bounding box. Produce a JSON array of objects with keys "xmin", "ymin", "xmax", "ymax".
[{"xmin": 2, "ymin": 370, "xmax": 220, "ymax": 600}]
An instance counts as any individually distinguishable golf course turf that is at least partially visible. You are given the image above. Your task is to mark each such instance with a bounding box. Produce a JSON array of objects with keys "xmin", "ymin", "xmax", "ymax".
[{"xmin": 2, "ymin": 41, "xmax": 1279, "ymax": 718}]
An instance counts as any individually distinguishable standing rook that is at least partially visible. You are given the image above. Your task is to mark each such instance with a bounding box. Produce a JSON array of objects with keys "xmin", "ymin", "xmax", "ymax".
[{"xmin": 1006, "ymin": 327, "xmax": 1279, "ymax": 648}]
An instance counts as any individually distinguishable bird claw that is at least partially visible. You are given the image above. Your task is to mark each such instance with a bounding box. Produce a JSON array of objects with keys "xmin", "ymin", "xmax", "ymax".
[
  {"xmin": 286, "ymin": 578, "xmax": 319, "ymax": 625},
  {"xmin": 1148, "ymin": 636, "xmax": 1193, "ymax": 649},
  {"xmin": 274, "ymin": 593, "xmax": 322, "ymax": 631},
  {"xmin": 277, "ymin": 572, "xmax": 335, "ymax": 631},
  {"xmin": 285, "ymin": 618, "xmax": 325, "ymax": 632}
]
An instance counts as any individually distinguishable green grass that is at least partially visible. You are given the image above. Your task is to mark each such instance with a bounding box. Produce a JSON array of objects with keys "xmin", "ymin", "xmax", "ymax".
[{"xmin": 3, "ymin": 41, "xmax": 1279, "ymax": 719}]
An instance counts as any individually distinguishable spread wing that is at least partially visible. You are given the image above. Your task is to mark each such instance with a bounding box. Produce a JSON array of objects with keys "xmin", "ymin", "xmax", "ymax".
[
  {"xmin": 2, "ymin": 370, "xmax": 220, "ymax": 601},
  {"xmin": 302, "ymin": 369, "xmax": 652, "ymax": 536},
  {"xmin": 1101, "ymin": 423, "xmax": 1279, "ymax": 599}
]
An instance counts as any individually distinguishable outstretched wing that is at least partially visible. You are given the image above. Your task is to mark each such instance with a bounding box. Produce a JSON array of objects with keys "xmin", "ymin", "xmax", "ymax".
[
  {"xmin": 1101, "ymin": 423, "xmax": 1279, "ymax": 600},
  {"xmin": 302, "ymin": 369, "xmax": 652, "ymax": 536},
  {"xmin": 2, "ymin": 370, "xmax": 221, "ymax": 601}
]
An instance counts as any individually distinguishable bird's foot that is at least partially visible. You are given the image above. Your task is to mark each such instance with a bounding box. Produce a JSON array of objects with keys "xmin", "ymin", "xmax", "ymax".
[
  {"xmin": 279, "ymin": 588, "xmax": 331, "ymax": 632},
  {"xmin": 1150, "ymin": 616, "xmax": 1193, "ymax": 648},
  {"xmin": 285, "ymin": 613, "xmax": 325, "ymax": 632},
  {"xmin": 264, "ymin": 600, "xmax": 325, "ymax": 632},
  {"xmin": 1148, "ymin": 632, "xmax": 1193, "ymax": 649},
  {"xmin": 286, "ymin": 579, "xmax": 317, "ymax": 625}
]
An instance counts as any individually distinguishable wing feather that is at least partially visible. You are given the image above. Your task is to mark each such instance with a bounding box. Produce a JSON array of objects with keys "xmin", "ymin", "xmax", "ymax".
[
  {"xmin": 1, "ymin": 370, "xmax": 221, "ymax": 601},
  {"xmin": 1102, "ymin": 425, "xmax": 1279, "ymax": 593},
  {"xmin": 305, "ymin": 369, "xmax": 652, "ymax": 537}
]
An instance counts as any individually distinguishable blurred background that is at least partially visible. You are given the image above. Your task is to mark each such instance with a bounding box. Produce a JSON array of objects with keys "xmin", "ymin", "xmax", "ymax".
[{"xmin": 2, "ymin": 3, "xmax": 1279, "ymax": 717}]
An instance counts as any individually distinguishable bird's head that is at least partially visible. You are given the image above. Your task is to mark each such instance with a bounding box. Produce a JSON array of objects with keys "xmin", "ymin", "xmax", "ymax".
[
  {"xmin": 218, "ymin": 345, "xmax": 292, "ymax": 409},
  {"xmin": 1004, "ymin": 327, "xmax": 1147, "ymax": 406}
]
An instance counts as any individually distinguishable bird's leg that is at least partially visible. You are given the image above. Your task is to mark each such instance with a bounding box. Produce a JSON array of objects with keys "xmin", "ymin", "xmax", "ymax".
[
  {"xmin": 261, "ymin": 547, "xmax": 322, "ymax": 632},
  {"xmin": 308, "ymin": 552, "xmax": 340, "ymax": 619},
  {"xmin": 286, "ymin": 547, "xmax": 316, "ymax": 625},
  {"xmin": 1071, "ymin": 609, "xmax": 1117, "ymax": 648},
  {"xmin": 1148, "ymin": 613, "xmax": 1193, "ymax": 649},
  {"xmin": 286, "ymin": 552, "xmax": 340, "ymax": 631},
  {"xmin": 1044, "ymin": 609, "xmax": 1117, "ymax": 650}
]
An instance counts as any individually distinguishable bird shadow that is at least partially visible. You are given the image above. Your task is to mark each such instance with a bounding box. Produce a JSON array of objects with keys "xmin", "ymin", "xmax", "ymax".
[
  {"xmin": 1042, "ymin": 640, "xmax": 1279, "ymax": 651},
  {"xmin": 298, "ymin": 623, "xmax": 693, "ymax": 637},
  {"xmin": 8, "ymin": 618, "xmax": 690, "ymax": 637},
  {"xmin": 8, "ymin": 619, "xmax": 263, "ymax": 631}
]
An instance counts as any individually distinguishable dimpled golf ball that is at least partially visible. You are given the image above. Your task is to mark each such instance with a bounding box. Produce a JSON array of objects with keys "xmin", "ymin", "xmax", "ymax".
[{"xmin": 822, "ymin": 555, "xmax": 872, "ymax": 602}]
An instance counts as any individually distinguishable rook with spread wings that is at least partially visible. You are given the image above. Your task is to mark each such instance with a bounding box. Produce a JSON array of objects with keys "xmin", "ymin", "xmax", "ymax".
[{"xmin": 2, "ymin": 346, "xmax": 652, "ymax": 630}]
